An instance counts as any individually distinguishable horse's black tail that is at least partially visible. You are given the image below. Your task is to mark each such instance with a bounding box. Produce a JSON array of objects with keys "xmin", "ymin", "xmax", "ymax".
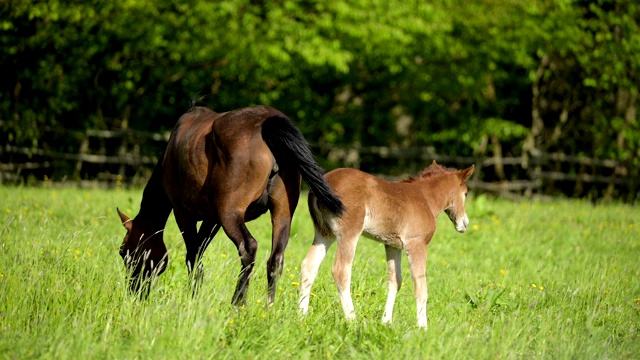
[{"xmin": 262, "ymin": 115, "xmax": 344, "ymax": 216}]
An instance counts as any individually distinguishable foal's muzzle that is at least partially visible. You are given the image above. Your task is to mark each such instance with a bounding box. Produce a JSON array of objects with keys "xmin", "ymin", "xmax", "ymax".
[
  {"xmin": 455, "ymin": 214, "xmax": 469, "ymax": 233},
  {"xmin": 446, "ymin": 209, "xmax": 469, "ymax": 233}
]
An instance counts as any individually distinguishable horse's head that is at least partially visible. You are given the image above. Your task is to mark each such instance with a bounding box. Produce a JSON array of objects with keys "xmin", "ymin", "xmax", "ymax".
[
  {"xmin": 444, "ymin": 164, "xmax": 474, "ymax": 233},
  {"xmin": 116, "ymin": 208, "xmax": 168, "ymax": 293}
]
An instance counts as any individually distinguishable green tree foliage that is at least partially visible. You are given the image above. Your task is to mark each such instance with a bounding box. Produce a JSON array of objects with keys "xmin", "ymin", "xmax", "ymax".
[{"xmin": 1, "ymin": 0, "xmax": 638, "ymax": 175}]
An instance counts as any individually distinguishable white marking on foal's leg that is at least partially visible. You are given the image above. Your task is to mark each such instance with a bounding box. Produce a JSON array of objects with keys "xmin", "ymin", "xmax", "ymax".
[
  {"xmin": 299, "ymin": 234, "xmax": 333, "ymax": 314},
  {"xmin": 416, "ymin": 294, "xmax": 428, "ymax": 328},
  {"xmin": 407, "ymin": 246, "xmax": 429, "ymax": 329},
  {"xmin": 382, "ymin": 246, "xmax": 402, "ymax": 324}
]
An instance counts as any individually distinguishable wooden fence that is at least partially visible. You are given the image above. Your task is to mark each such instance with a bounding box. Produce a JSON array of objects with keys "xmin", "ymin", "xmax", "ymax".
[{"xmin": 0, "ymin": 125, "xmax": 637, "ymax": 201}]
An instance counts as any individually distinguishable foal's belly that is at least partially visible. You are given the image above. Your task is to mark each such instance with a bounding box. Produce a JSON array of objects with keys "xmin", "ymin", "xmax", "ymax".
[
  {"xmin": 361, "ymin": 228, "xmax": 404, "ymax": 249},
  {"xmin": 360, "ymin": 205, "xmax": 405, "ymax": 248}
]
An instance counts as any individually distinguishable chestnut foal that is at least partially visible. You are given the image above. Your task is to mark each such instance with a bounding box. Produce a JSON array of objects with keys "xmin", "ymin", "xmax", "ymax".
[{"xmin": 299, "ymin": 161, "xmax": 474, "ymax": 328}]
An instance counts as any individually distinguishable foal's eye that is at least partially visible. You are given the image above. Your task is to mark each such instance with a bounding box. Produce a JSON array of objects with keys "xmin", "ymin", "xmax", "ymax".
[{"xmin": 464, "ymin": 192, "xmax": 468, "ymax": 198}]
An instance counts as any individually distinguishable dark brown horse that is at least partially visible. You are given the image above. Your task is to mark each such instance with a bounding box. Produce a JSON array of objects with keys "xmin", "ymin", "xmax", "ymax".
[{"xmin": 117, "ymin": 105, "xmax": 343, "ymax": 305}]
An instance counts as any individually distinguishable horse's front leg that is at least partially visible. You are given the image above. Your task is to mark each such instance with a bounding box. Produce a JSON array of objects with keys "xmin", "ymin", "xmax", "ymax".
[
  {"xmin": 382, "ymin": 245, "xmax": 403, "ymax": 324},
  {"xmin": 174, "ymin": 211, "xmax": 219, "ymax": 294},
  {"xmin": 189, "ymin": 221, "xmax": 220, "ymax": 292},
  {"xmin": 173, "ymin": 210, "xmax": 199, "ymax": 281},
  {"xmin": 406, "ymin": 240, "xmax": 429, "ymax": 329}
]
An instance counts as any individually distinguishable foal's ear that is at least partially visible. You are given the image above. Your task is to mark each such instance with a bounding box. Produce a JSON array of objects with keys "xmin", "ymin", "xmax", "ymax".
[
  {"xmin": 117, "ymin": 207, "xmax": 132, "ymax": 231},
  {"xmin": 460, "ymin": 165, "xmax": 475, "ymax": 182}
]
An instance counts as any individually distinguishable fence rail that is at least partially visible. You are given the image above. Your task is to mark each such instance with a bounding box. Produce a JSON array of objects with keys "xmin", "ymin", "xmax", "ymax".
[{"xmin": 0, "ymin": 126, "xmax": 637, "ymax": 201}]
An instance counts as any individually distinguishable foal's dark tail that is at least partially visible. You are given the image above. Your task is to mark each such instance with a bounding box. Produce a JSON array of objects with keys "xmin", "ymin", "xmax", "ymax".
[{"xmin": 262, "ymin": 116, "xmax": 344, "ymax": 216}]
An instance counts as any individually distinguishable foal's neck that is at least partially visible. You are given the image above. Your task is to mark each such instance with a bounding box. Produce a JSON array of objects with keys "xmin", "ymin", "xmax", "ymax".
[{"xmin": 416, "ymin": 174, "xmax": 457, "ymax": 216}]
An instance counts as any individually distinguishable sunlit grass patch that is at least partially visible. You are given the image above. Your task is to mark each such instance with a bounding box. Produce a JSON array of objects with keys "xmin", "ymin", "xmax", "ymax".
[{"xmin": 0, "ymin": 187, "xmax": 639, "ymax": 358}]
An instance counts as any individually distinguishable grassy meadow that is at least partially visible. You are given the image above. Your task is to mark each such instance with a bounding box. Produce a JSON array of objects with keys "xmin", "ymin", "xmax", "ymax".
[{"xmin": 0, "ymin": 184, "xmax": 639, "ymax": 359}]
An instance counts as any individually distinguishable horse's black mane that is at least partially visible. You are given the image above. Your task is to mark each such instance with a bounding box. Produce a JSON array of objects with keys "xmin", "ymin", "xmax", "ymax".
[{"xmin": 188, "ymin": 94, "xmax": 213, "ymax": 110}]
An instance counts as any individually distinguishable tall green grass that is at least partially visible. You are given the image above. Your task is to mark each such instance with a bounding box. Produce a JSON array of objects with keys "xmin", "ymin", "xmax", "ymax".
[{"xmin": 0, "ymin": 185, "xmax": 638, "ymax": 359}]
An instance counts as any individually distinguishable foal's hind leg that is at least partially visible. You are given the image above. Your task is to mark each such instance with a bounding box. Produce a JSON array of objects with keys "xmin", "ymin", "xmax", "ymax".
[
  {"xmin": 382, "ymin": 245, "xmax": 402, "ymax": 324},
  {"xmin": 332, "ymin": 230, "xmax": 361, "ymax": 321},
  {"xmin": 299, "ymin": 232, "xmax": 335, "ymax": 314}
]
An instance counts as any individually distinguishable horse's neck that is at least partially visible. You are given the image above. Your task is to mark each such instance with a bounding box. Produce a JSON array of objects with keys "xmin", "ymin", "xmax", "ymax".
[
  {"xmin": 137, "ymin": 163, "xmax": 172, "ymax": 229},
  {"xmin": 417, "ymin": 175, "xmax": 454, "ymax": 216}
]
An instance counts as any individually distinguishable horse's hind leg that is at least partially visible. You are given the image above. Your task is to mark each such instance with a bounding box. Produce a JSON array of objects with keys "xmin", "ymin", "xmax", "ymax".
[
  {"xmin": 266, "ymin": 173, "xmax": 299, "ymax": 306},
  {"xmin": 220, "ymin": 212, "xmax": 258, "ymax": 306},
  {"xmin": 382, "ymin": 245, "xmax": 402, "ymax": 324},
  {"xmin": 266, "ymin": 216, "xmax": 290, "ymax": 306},
  {"xmin": 299, "ymin": 232, "xmax": 335, "ymax": 314}
]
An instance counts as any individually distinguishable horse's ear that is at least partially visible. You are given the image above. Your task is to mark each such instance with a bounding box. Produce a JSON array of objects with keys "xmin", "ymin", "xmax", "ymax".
[
  {"xmin": 117, "ymin": 208, "xmax": 132, "ymax": 231},
  {"xmin": 460, "ymin": 165, "xmax": 475, "ymax": 182}
]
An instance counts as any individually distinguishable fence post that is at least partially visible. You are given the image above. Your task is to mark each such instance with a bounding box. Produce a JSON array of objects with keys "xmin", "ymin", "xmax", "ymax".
[{"xmin": 74, "ymin": 132, "xmax": 89, "ymax": 178}]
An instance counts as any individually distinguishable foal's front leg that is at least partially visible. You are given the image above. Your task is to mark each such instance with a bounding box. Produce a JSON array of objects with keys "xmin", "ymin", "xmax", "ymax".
[
  {"xmin": 406, "ymin": 242, "xmax": 429, "ymax": 328},
  {"xmin": 382, "ymin": 245, "xmax": 402, "ymax": 324}
]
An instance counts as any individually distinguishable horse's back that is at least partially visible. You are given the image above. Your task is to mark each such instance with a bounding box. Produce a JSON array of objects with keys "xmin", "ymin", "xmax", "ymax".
[
  {"xmin": 162, "ymin": 106, "xmax": 278, "ymax": 218},
  {"xmin": 212, "ymin": 105, "xmax": 285, "ymax": 136}
]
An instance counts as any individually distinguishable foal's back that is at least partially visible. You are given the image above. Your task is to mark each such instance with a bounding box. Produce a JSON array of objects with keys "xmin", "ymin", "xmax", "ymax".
[{"xmin": 310, "ymin": 168, "xmax": 435, "ymax": 249}]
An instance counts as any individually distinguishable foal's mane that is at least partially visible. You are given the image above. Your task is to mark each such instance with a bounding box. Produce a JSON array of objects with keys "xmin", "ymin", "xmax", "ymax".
[{"xmin": 400, "ymin": 162, "xmax": 459, "ymax": 183}]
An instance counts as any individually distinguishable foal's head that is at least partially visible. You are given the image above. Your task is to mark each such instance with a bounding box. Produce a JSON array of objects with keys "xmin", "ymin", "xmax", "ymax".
[
  {"xmin": 116, "ymin": 208, "xmax": 168, "ymax": 294},
  {"xmin": 444, "ymin": 164, "xmax": 474, "ymax": 233},
  {"xmin": 419, "ymin": 161, "xmax": 475, "ymax": 233}
]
